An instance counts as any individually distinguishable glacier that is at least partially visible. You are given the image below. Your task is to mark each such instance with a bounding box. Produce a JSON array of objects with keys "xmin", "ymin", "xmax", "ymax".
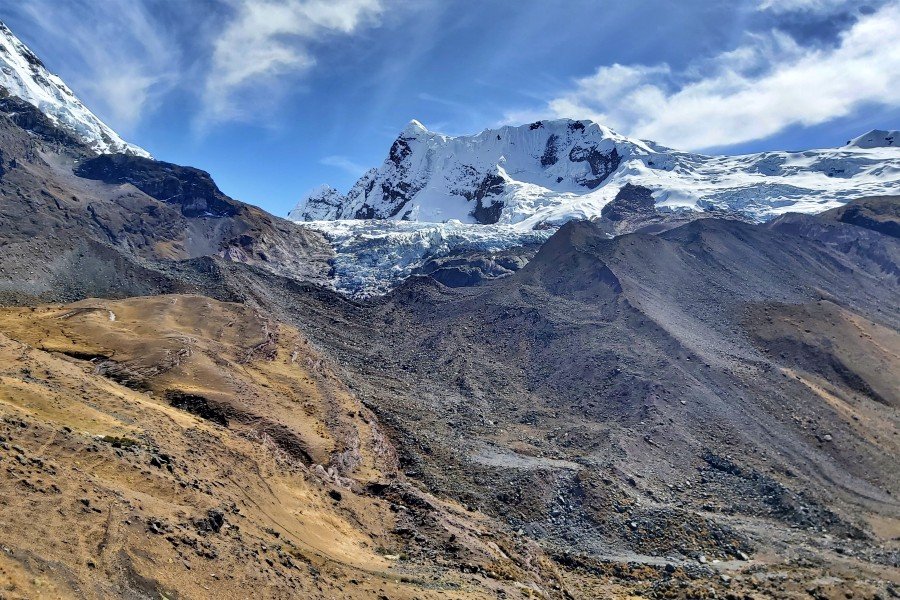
[{"xmin": 300, "ymin": 219, "xmax": 552, "ymax": 297}]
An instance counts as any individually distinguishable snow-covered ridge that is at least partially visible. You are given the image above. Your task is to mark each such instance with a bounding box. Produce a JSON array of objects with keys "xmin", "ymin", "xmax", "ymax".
[
  {"xmin": 292, "ymin": 120, "xmax": 900, "ymax": 228},
  {"xmin": 0, "ymin": 21, "xmax": 149, "ymax": 157},
  {"xmin": 847, "ymin": 129, "xmax": 897, "ymax": 149},
  {"xmin": 292, "ymin": 119, "xmax": 899, "ymax": 297}
]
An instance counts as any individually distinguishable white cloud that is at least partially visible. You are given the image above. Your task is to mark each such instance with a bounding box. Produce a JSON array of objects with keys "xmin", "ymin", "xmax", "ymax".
[
  {"xmin": 202, "ymin": 0, "xmax": 384, "ymax": 125},
  {"xmin": 320, "ymin": 154, "xmax": 368, "ymax": 175},
  {"xmin": 757, "ymin": 0, "xmax": 854, "ymax": 13},
  {"xmin": 8, "ymin": 0, "xmax": 179, "ymax": 132},
  {"xmin": 507, "ymin": 2, "xmax": 900, "ymax": 150}
]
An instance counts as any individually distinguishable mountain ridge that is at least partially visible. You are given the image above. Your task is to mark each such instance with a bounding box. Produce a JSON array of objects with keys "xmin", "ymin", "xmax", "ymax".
[
  {"xmin": 0, "ymin": 20, "xmax": 148, "ymax": 157},
  {"xmin": 291, "ymin": 118, "xmax": 900, "ymax": 228}
]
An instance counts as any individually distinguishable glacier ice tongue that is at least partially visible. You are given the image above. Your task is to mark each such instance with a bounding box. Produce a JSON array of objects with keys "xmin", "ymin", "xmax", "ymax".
[{"xmin": 298, "ymin": 219, "xmax": 554, "ymax": 297}]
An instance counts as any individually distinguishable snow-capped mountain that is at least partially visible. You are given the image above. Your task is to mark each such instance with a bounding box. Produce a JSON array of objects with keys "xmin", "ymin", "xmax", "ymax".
[
  {"xmin": 848, "ymin": 129, "xmax": 897, "ymax": 149},
  {"xmin": 292, "ymin": 119, "xmax": 900, "ymax": 228},
  {"xmin": 0, "ymin": 21, "xmax": 149, "ymax": 157},
  {"xmin": 287, "ymin": 184, "xmax": 345, "ymax": 221},
  {"xmin": 291, "ymin": 118, "xmax": 899, "ymax": 296}
]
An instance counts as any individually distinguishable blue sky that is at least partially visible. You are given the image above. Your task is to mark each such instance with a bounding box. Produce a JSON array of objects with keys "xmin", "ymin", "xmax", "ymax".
[{"xmin": 1, "ymin": 0, "xmax": 898, "ymax": 216}]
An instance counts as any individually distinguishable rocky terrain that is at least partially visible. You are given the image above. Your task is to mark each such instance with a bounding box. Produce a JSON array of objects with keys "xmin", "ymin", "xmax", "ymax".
[
  {"xmin": 0, "ymin": 17, "xmax": 897, "ymax": 600},
  {"xmin": 0, "ymin": 296, "xmax": 566, "ymax": 599},
  {"xmin": 0, "ymin": 91, "xmax": 333, "ymax": 306}
]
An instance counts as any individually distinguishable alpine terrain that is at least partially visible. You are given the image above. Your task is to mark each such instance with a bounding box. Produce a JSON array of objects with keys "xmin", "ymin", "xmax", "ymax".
[
  {"xmin": 0, "ymin": 18, "xmax": 898, "ymax": 600},
  {"xmin": 289, "ymin": 120, "xmax": 899, "ymax": 295}
]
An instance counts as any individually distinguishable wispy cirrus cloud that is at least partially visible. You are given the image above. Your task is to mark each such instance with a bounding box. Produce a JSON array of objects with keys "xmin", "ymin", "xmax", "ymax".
[
  {"xmin": 4, "ymin": 0, "xmax": 387, "ymax": 133},
  {"xmin": 756, "ymin": 0, "xmax": 862, "ymax": 14},
  {"xmin": 320, "ymin": 154, "xmax": 369, "ymax": 175},
  {"xmin": 2, "ymin": 0, "xmax": 180, "ymax": 133},
  {"xmin": 201, "ymin": 0, "xmax": 385, "ymax": 126},
  {"xmin": 506, "ymin": 2, "xmax": 900, "ymax": 150}
]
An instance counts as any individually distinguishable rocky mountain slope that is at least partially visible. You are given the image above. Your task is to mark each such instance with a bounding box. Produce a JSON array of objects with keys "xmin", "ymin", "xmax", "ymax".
[
  {"xmin": 0, "ymin": 21, "xmax": 148, "ymax": 157},
  {"xmin": 0, "ymin": 18, "xmax": 897, "ymax": 600},
  {"xmin": 1, "ymin": 199, "xmax": 897, "ymax": 599},
  {"xmin": 0, "ymin": 295, "xmax": 566, "ymax": 599},
  {"xmin": 274, "ymin": 207, "xmax": 900, "ymax": 599},
  {"xmin": 0, "ymin": 86, "xmax": 333, "ymax": 305},
  {"xmin": 290, "ymin": 119, "xmax": 900, "ymax": 227}
]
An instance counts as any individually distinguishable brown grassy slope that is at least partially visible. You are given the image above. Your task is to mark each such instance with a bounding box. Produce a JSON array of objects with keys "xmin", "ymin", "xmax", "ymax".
[{"xmin": 0, "ymin": 295, "xmax": 562, "ymax": 599}]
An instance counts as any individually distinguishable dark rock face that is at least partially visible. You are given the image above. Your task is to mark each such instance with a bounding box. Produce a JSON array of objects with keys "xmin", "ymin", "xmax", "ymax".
[
  {"xmin": 541, "ymin": 134, "xmax": 560, "ymax": 167},
  {"xmin": 74, "ymin": 154, "xmax": 239, "ymax": 218},
  {"xmin": 383, "ymin": 181, "xmax": 418, "ymax": 218},
  {"xmin": 0, "ymin": 90, "xmax": 83, "ymax": 148},
  {"xmin": 820, "ymin": 196, "xmax": 900, "ymax": 239},
  {"xmin": 389, "ymin": 137, "xmax": 413, "ymax": 165},
  {"xmin": 570, "ymin": 146, "xmax": 621, "ymax": 189},
  {"xmin": 467, "ymin": 173, "xmax": 506, "ymax": 224},
  {"xmin": 837, "ymin": 204, "xmax": 900, "ymax": 238},
  {"xmin": 351, "ymin": 144, "xmax": 425, "ymax": 219},
  {"xmin": 601, "ymin": 183, "xmax": 656, "ymax": 221}
]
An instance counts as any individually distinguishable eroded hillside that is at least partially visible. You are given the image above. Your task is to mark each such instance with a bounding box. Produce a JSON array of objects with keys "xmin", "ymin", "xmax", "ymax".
[{"xmin": 0, "ymin": 296, "xmax": 564, "ymax": 599}]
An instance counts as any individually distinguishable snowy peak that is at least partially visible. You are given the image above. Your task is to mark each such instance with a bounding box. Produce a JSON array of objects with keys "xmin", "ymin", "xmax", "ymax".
[
  {"xmin": 288, "ymin": 184, "xmax": 346, "ymax": 221},
  {"xmin": 294, "ymin": 118, "xmax": 900, "ymax": 228},
  {"xmin": 847, "ymin": 129, "xmax": 898, "ymax": 149},
  {"xmin": 296, "ymin": 118, "xmax": 655, "ymax": 224},
  {"xmin": 401, "ymin": 118, "xmax": 429, "ymax": 138},
  {"xmin": 0, "ymin": 21, "xmax": 149, "ymax": 157}
]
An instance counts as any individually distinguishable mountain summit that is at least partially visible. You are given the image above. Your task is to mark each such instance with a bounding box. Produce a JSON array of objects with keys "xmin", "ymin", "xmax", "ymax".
[
  {"xmin": 0, "ymin": 21, "xmax": 148, "ymax": 157},
  {"xmin": 292, "ymin": 119, "xmax": 900, "ymax": 227}
]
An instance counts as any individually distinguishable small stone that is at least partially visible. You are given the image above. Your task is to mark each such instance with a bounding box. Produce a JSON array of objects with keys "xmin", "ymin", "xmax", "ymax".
[{"xmin": 698, "ymin": 554, "xmax": 707, "ymax": 564}]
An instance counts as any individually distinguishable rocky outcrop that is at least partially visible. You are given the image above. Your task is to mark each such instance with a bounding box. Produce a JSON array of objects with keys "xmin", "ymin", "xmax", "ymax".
[{"xmin": 75, "ymin": 154, "xmax": 240, "ymax": 218}]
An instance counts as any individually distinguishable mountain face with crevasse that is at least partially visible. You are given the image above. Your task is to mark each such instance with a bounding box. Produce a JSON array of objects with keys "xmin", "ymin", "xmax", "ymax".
[{"xmin": 291, "ymin": 119, "xmax": 900, "ymax": 228}]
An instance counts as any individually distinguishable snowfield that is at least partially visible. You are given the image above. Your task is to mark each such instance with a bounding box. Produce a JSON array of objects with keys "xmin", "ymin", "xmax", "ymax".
[{"xmin": 291, "ymin": 119, "xmax": 899, "ymax": 227}]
